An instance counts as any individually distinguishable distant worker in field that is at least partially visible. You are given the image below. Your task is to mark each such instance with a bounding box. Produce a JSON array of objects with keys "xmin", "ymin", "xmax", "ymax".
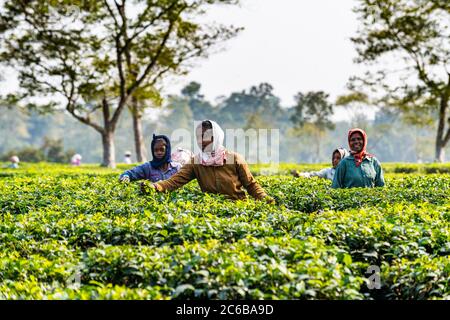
[
  {"xmin": 119, "ymin": 134, "xmax": 181, "ymax": 183},
  {"xmin": 124, "ymin": 151, "xmax": 133, "ymax": 164},
  {"xmin": 9, "ymin": 155, "xmax": 20, "ymax": 169},
  {"xmin": 144, "ymin": 120, "xmax": 275, "ymax": 203},
  {"xmin": 171, "ymin": 147, "xmax": 193, "ymax": 166},
  {"xmin": 332, "ymin": 128, "xmax": 385, "ymax": 188},
  {"xmin": 291, "ymin": 148, "xmax": 349, "ymax": 181},
  {"xmin": 70, "ymin": 154, "xmax": 82, "ymax": 166}
]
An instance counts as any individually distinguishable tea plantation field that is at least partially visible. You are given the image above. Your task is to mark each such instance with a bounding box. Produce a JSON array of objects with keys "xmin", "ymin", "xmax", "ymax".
[{"xmin": 0, "ymin": 163, "xmax": 449, "ymax": 299}]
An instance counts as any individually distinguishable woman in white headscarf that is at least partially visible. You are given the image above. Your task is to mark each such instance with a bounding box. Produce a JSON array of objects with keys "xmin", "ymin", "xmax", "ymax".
[
  {"xmin": 149, "ymin": 120, "xmax": 274, "ymax": 202},
  {"xmin": 195, "ymin": 119, "xmax": 227, "ymax": 166},
  {"xmin": 291, "ymin": 147, "xmax": 349, "ymax": 181}
]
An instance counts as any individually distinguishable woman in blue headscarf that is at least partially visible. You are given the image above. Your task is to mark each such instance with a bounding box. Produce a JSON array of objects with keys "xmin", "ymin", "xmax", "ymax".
[{"xmin": 119, "ymin": 134, "xmax": 181, "ymax": 183}]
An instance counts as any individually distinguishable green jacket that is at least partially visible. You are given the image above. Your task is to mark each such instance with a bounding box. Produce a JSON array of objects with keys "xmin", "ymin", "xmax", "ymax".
[{"xmin": 331, "ymin": 155, "xmax": 385, "ymax": 188}]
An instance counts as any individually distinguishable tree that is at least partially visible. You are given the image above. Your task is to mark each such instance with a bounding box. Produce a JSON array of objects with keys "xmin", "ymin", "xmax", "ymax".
[
  {"xmin": 0, "ymin": 0, "xmax": 240, "ymax": 167},
  {"xmin": 0, "ymin": 136, "xmax": 74, "ymax": 163},
  {"xmin": 219, "ymin": 83, "xmax": 282, "ymax": 128},
  {"xmin": 121, "ymin": 1, "xmax": 241, "ymax": 163},
  {"xmin": 0, "ymin": 97, "xmax": 30, "ymax": 154},
  {"xmin": 180, "ymin": 81, "xmax": 216, "ymax": 121},
  {"xmin": 181, "ymin": 81, "xmax": 202, "ymax": 99},
  {"xmin": 335, "ymin": 92, "xmax": 374, "ymax": 128},
  {"xmin": 290, "ymin": 91, "xmax": 335, "ymax": 162},
  {"xmin": 42, "ymin": 137, "xmax": 75, "ymax": 163},
  {"xmin": 350, "ymin": 0, "xmax": 450, "ymax": 162},
  {"xmin": 160, "ymin": 94, "xmax": 194, "ymax": 132}
]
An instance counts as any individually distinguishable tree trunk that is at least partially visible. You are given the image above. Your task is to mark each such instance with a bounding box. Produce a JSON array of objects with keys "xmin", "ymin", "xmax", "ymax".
[
  {"xmin": 130, "ymin": 98, "xmax": 148, "ymax": 163},
  {"xmin": 434, "ymin": 75, "xmax": 450, "ymax": 163},
  {"xmin": 435, "ymin": 105, "xmax": 446, "ymax": 163},
  {"xmin": 435, "ymin": 141, "xmax": 445, "ymax": 163},
  {"xmin": 101, "ymin": 130, "xmax": 116, "ymax": 168}
]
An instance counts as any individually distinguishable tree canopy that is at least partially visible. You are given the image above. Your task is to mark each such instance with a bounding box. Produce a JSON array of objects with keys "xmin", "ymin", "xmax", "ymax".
[
  {"xmin": 349, "ymin": 0, "xmax": 450, "ymax": 161},
  {"xmin": 0, "ymin": 0, "xmax": 241, "ymax": 167}
]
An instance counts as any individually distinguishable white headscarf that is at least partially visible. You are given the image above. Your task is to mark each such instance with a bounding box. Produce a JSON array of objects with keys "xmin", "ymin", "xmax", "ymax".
[{"xmin": 196, "ymin": 120, "xmax": 226, "ymax": 166}]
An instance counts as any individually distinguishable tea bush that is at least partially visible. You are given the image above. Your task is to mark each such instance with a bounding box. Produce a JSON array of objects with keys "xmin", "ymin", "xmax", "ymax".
[{"xmin": 0, "ymin": 163, "xmax": 449, "ymax": 299}]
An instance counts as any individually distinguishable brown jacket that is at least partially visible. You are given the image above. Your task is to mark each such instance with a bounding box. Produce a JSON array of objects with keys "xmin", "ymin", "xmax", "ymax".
[{"xmin": 154, "ymin": 151, "xmax": 268, "ymax": 200}]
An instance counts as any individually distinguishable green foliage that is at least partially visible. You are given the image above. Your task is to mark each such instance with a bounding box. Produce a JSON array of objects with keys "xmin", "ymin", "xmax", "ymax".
[
  {"xmin": 1, "ymin": 137, "xmax": 74, "ymax": 163},
  {"xmin": 0, "ymin": 163, "xmax": 449, "ymax": 299},
  {"xmin": 350, "ymin": 0, "xmax": 450, "ymax": 161},
  {"xmin": 0, "ymin": 0, "xmax": 242, "ymax": 167},
  {"xmin": 1, "ymin": 82, "xmax": 447, "ymax": 164},
  {"xmin": 42, "ymin": 137, "xmax": 75, "ymax": 163},
  {"xmin": 290, "ymin": 91, "xmax": 335, "ymax": 162},
  {"xmin": 218, "ymin": 83, "xmax": 283, "ymax": 129},
  {"xmin": 251, "ymin": 162, "xmax": 450, "ymax": 176},
  {"xmin": 1, "ymin": 147, "xmax": 45, "ymax": 163},
  {"xmin": 291, "ymin": 91, "xmax": 335, "ymax": 131}
]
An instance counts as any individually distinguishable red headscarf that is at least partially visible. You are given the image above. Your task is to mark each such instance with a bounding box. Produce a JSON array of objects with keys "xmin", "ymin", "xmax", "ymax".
[{"xmin": 348, "ymin": 128, "xmax": 373, "ymax": 167}]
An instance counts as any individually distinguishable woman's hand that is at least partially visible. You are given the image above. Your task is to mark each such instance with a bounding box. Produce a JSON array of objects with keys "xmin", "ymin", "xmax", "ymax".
[
  {"xmin": 290, "ymin": 170, "xmax": 300, "ymax": 177},
  {"xmin": 264, "ymin": 196, "xmax": 276, "ymax": 205},
  {"xmin": 119, "ymin": 175, "xmax": 130, "ymax": 183},
  {"xmin": 291, "ymin": 170, "xmax": 310, "ymax": 178},
  {"xmin": 140, "ymin": 180, "xmax": 156, "ymax": 194}
]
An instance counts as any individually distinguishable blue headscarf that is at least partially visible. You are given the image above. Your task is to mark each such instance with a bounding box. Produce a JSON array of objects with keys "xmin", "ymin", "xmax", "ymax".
[{"xmin": 150, "ymin": 134, "xmax": 171, "ymax": 169}]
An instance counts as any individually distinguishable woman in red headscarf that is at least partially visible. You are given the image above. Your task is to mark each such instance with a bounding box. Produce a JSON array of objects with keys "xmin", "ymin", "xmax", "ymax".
[{"xmin": 331, "ymin": 128, "xmax": 385, "ymax": 188}]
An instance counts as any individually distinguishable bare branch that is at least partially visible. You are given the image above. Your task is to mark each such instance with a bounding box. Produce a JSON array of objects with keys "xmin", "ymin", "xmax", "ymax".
[
  {"xmin": 66, "ymin": 106, "xmax": 104, "ymax": 134},
  {"xmin": 126, "ymin": 18, "xmax": 176, "ymax": 98},
  {"xmin": 121, "ymin": 1, "xmax": 179, "ymax": 54},
  {"xmin": 104, "ymin": 0, "xmax": 120, "ymax": 29}
]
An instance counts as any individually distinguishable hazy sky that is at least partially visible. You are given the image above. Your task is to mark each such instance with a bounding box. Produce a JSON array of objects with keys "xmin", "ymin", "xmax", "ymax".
[{"xmin": 165, "ymin": 0, "xmax": 364, "ymax": 113}]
